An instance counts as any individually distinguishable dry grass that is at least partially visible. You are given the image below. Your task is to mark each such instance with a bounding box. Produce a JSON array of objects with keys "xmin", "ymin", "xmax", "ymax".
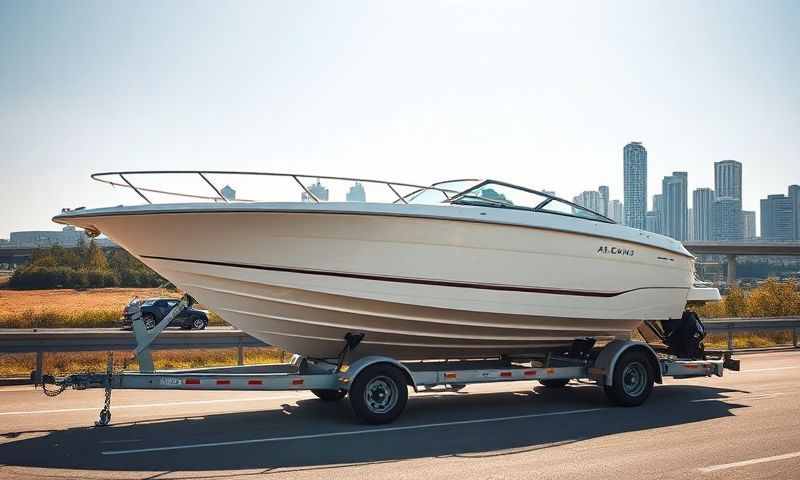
[
  {"xmin": 0, "ymin": 347, "xmax": 289, "ymax": 377},
  {"xmin": 0, "ymin": 287, "xmax": 176, "ymax": 316},
  {"xmin": 0, "ymin": 287, "xmax": 227, "ymax": 328},
  {"xmin": 705, "ymin": 330, "xmax": 795, "ymax": 349}
]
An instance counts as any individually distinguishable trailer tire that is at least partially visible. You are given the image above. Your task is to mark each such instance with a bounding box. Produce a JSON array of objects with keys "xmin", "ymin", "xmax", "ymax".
[
  {"xmin": 539, "ymin": 378, "xmax": 570, "ymax": 388},
  {"xmin": 311, "ymin": 389, "xmax": 347, "ymax": 401},
  {"xmin": 604, "ymin": 350, "xmax": 654, "ymax": 407},
  {"xmin": 349, "ymin": 363, "xmax": 408, "ymax": 424}
]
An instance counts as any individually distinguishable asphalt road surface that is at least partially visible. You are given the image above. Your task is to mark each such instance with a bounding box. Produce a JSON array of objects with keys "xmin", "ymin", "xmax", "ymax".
[{"xmin": 0, "ymin": 350, "xmax": 798, "ymax": 479}]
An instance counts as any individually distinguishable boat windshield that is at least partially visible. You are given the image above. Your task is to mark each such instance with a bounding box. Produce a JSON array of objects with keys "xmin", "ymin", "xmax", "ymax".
[
  {"xmin": 448, "ymin": 181, "xmax": 614, "ymax": 223},
  {"xmin": 404, "ymin": 179, "xmax": 481, "ymax": 205}
]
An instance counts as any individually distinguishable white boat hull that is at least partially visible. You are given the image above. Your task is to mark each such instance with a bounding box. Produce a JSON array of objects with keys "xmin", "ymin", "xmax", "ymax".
[{"xmin": 55, "ymin": 203, "xmax": 696, "ymax": 360}]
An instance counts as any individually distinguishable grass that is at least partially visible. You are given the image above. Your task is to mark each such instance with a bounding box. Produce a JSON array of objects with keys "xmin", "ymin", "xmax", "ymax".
[
  {"xmin": 0, "ymin": 287, "xmax": 227, "ymax": 328},
  {"xmin": 0, "ymin": 347, "xmax": 289, "ymax": 377},
  {"xmin": 705, "ymin": 330, "xmax": 796, "ymax": 349}
]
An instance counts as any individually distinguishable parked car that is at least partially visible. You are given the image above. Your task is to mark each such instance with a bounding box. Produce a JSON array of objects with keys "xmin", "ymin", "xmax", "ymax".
[{"xmin": 121, "ymin": 298, "xmax": 209, "ymax": 330}]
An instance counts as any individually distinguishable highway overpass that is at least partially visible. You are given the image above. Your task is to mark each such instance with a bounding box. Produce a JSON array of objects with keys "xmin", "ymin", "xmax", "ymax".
[{"xmin": 683, "ymin": 241, "xmax": 800, "ymax": 284}]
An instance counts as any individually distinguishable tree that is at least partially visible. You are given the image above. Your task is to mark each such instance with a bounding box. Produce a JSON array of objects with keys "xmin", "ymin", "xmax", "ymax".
[
  {"xmin": 84, "ymin": 240, "xmax": 109, "ymax": 271},
  {"xmin": 724, "ymin": 287, "xmax": 746, "ymax": 317}
]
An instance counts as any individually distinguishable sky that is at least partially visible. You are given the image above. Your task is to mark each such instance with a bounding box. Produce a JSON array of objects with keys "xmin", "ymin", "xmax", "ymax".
[{"xmin": 1, "ymin": 0, "xmax": 798, "ymax": 238}]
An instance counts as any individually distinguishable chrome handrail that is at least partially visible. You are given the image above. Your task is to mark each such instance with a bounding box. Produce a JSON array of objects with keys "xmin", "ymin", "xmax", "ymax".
[{"xmin": 90, "ymin": 170, "xmax": 466, "ymax": 205}]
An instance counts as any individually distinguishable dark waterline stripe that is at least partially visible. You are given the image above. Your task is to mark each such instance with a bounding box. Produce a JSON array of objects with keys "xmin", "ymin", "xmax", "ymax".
[{"xmin": 141, "ymin": 255, "xmax": 686, "ymax": 298}]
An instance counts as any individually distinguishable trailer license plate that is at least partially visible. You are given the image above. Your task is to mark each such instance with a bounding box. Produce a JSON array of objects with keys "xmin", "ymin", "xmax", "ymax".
[{"xmin": 160, "ymin": 377, "xmax": 181, "ymax": 386}]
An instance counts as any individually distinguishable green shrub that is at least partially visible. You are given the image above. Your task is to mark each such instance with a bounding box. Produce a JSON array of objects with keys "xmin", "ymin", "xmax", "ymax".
[{"xmin": 9, "ymin": 243, "xmax": 165, "ymax": 290}]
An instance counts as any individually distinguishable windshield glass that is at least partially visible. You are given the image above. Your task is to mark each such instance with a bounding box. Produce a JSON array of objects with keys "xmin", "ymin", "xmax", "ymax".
[
  {"xmin": 450, "ymin": 181, "xmax": 613, "ymax": 223},
  {"xmin": 405, "ymin": 179, "xmax": 480, "ymax": 205},
  {"xmin": 450, "ymin": 182, "xmax": 549, "ymax": 209}
]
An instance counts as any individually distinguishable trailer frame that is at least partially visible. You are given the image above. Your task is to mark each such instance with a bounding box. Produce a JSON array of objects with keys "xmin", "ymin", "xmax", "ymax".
[{"xmin": 39, "ymin": 295, "xmax": 740, "ymax": 425}]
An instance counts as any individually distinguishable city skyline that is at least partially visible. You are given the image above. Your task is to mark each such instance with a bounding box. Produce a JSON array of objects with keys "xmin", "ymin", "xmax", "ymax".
[{"xmin": 1, "ymin": 1, "xmax": 798, "ymax": 238}]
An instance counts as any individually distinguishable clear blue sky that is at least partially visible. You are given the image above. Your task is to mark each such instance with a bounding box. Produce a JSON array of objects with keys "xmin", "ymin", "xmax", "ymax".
[{"xmin": 1, "ymin": 0, "xmax": 798, "ymax": 237}]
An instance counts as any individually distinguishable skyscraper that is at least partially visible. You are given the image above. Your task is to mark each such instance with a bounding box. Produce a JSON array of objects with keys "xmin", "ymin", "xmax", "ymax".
[
  {"xmin": 623, "ymin": 142, "xmax": 647, "ymax": 229},
  {"xmin": 741, "ymin": 210, "xmax": 756, "ymax": 239},
  {"xmin": 598, "ymin": 185, "xmax": 609, "ymax": 216},
  {"xmin": 645, "ymin": 211, "xmax": 658, "ymax": 234},
  {"xmin": 790, "ymin": 185, "xmax": 800, "ymax": 240},
  {"xmin": 302, "ymin": 179, "xmax": 329, "ymax": 202},
  {"xmin": 760, "ymin": 192, "xmax": 795, "ymax": 241},
  {"xmin": 692, "ymin": 187, "xmax": 715, "ymax": 241},
  {"xmin": 652, "ymin": 194, "xmax": 664, "ymax": 235},
  {"xmin": 610, "ymin": 200, "xmax": 624, "ymax": 224},
  {"xmin": 573, "ymin": 190, "xmax": 602, "ymax": 213},
  {"xmin": 688, "ymin": 208, "xmax": 694, "ymax": 240},
  {"xmin": 220, "ymin": 185, "xmax": 236, "ymax": 201},
  {"xmin": 713, "ymin": 198, "xmax": 744, "ymax": 241},
  {"xmin": 662, "ymin": 172, "xmax": 688, "ymax": 241},
  {"xmin": 346, "ymin": 182, "xmax": 366, "ymax": 202},
  {"xmin": 714, "ymin": 160, "xmax": 742, "ymax": 200},
  {"xmin": 713, "ymin": 160, "xmax": 744, "ymax": 240}
]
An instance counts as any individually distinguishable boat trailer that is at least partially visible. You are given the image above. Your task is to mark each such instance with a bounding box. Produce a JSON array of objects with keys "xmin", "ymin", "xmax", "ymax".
[{"xmin": 38, "ymin": 295, "xmax": 740, "ymax": 425}]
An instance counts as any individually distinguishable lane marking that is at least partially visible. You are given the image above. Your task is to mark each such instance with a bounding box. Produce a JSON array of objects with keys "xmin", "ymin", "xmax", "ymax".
[
  {"xmin": 700, "ymin": 450, "xmax": 800, "ymax": 473},
  {"xmin": 102, "ymin": 407, "xmax": 606, "ymax": 455},
  {"xmin": 0, "ymin": 387, "xmax": 40, "ymax": 393},
  {"xmin": 737, "ymin": 366, "xmax": 800, "ymax": 373},
  {"xmin": 0, "ymin": 394, "xmax": 311, "ymax": 416}
]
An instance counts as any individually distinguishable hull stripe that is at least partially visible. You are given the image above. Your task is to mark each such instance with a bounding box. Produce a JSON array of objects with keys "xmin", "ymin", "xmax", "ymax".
[{"xmin": 142, "ymin": 255, "xmax": 686, "ymax": 298}]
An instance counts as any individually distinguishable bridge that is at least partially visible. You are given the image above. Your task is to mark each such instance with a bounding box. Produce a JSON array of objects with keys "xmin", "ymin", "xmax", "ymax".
[{"xmin": 683, "ymin": 241, "xmax": 800, "ymax": 285}]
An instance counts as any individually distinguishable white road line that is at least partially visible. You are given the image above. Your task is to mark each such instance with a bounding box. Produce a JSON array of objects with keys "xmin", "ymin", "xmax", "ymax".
[
  {"xmin": 0, "ymin": 394, "xmax": 311, "ymax": 416},
  {"xmin": 102, "ymin": 407, "xmax": 606, "ymax": 455},
  {"xmin": 699, "ymin": 451, "xmax": 800, "ymax": 473},
  {"xmin": 0, "ymin": 386, "xmax": 41, "ymax": 393},
  {"xmin": 737, "ymin": 366, "xmax": 800, "ymax": 373}
]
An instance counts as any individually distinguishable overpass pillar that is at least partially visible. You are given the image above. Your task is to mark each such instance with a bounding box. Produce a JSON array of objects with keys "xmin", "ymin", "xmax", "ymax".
[{"xmin": 727, "ymin": 255, "xmax": 737, "ymax": 287}]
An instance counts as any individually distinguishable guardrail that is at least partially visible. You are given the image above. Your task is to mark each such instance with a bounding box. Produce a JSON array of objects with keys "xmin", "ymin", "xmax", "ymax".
[
  {"xmin": 1, "ymin": 317, "xmax": 797, "ymax": 383},
  {"xmin": 703, "ymin": 317, "xmax": 800, "ymax": 350},
  {"xmin": 0, "ymin": 327, "xmax": 266, "ymax": 383}
]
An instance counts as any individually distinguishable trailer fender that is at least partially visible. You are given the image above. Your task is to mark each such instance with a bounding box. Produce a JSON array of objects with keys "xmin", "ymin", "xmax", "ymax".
[
  {"xmin": 341, "ymin": 356, "xmax": 418, "ymax": 392},
  {"xmin": 591, "ymin": 340, "xmax": 662, "ymax": 386}
]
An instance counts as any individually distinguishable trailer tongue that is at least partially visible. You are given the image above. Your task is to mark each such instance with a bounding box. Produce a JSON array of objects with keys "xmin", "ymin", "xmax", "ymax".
[{"xmin": 38, "ymin": 296, "xmax": 740, "ymax": 425}]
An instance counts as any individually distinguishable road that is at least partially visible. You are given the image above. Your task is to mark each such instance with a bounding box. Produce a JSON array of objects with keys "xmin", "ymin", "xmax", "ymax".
[{"xmin": 0, "ymin": 351, "xmax": 798, "ymax": 479}]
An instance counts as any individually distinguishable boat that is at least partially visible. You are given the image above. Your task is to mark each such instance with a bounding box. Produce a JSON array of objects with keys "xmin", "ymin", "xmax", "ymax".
[{"xmin": 53, "ymin": 171, "xmax": 720, "ymax": 361}]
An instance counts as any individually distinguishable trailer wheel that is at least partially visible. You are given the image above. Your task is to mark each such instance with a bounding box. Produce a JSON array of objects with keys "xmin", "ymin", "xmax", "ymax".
[
  {"xmin": 604, "ymin": 350, "xmax": 654, "ymax": 406},
  {"xmin": 539, "ymin": 378, "xmax": 570, "ymax": 388},
  {"xmin": 311, "ymin": 389, "xmax": 347, "ymax": 401},
  {"xmin": 349, "ymin": 364, "xmax": 408, "ymax": 424}
]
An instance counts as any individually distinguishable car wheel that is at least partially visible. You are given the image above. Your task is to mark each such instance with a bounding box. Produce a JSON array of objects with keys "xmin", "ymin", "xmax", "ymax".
[
  {"xmin": 192, "ymin": 317, "xmax": 207, "ymax": 330},
  {"xmin": 142, "ymin": 314, "xmax": 156, "ymax": 330}
]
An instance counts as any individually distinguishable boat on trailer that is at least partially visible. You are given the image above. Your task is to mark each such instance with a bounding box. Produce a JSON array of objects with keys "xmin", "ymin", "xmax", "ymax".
[
  {"xmin": 53, "ymin": 171, "xmax": 720, "ymax": 361},
  {"xmin": 41, "ymin": 171, "xmax": 735, "ymax": 424}
]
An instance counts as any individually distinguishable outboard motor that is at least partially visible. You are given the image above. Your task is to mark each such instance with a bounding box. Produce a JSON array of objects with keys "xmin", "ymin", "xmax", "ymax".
[{"xmin": 661, "ymin": 310, "xmax": 706, "ymax": 359}]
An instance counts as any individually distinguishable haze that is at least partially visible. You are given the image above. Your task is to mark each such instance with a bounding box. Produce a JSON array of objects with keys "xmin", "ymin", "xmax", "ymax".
[{"xmin": 1, "ymin": 0, "xmax": 798, "ymax": 237}]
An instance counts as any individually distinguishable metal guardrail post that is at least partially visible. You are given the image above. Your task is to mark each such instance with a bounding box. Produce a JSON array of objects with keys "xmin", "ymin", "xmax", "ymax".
[
  {"xmin": 727, "ymin": 328, "xmax": 734, "ymax": 351},
  {"xmin": 237, "ymin": 338, "xmax": 244, "ymax": 366}
]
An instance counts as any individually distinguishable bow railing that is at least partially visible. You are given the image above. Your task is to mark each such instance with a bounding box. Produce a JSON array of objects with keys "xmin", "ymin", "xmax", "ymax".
[{"xmin": 90, "ymin": 171, "xmax": 470, "ymax": 205}]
